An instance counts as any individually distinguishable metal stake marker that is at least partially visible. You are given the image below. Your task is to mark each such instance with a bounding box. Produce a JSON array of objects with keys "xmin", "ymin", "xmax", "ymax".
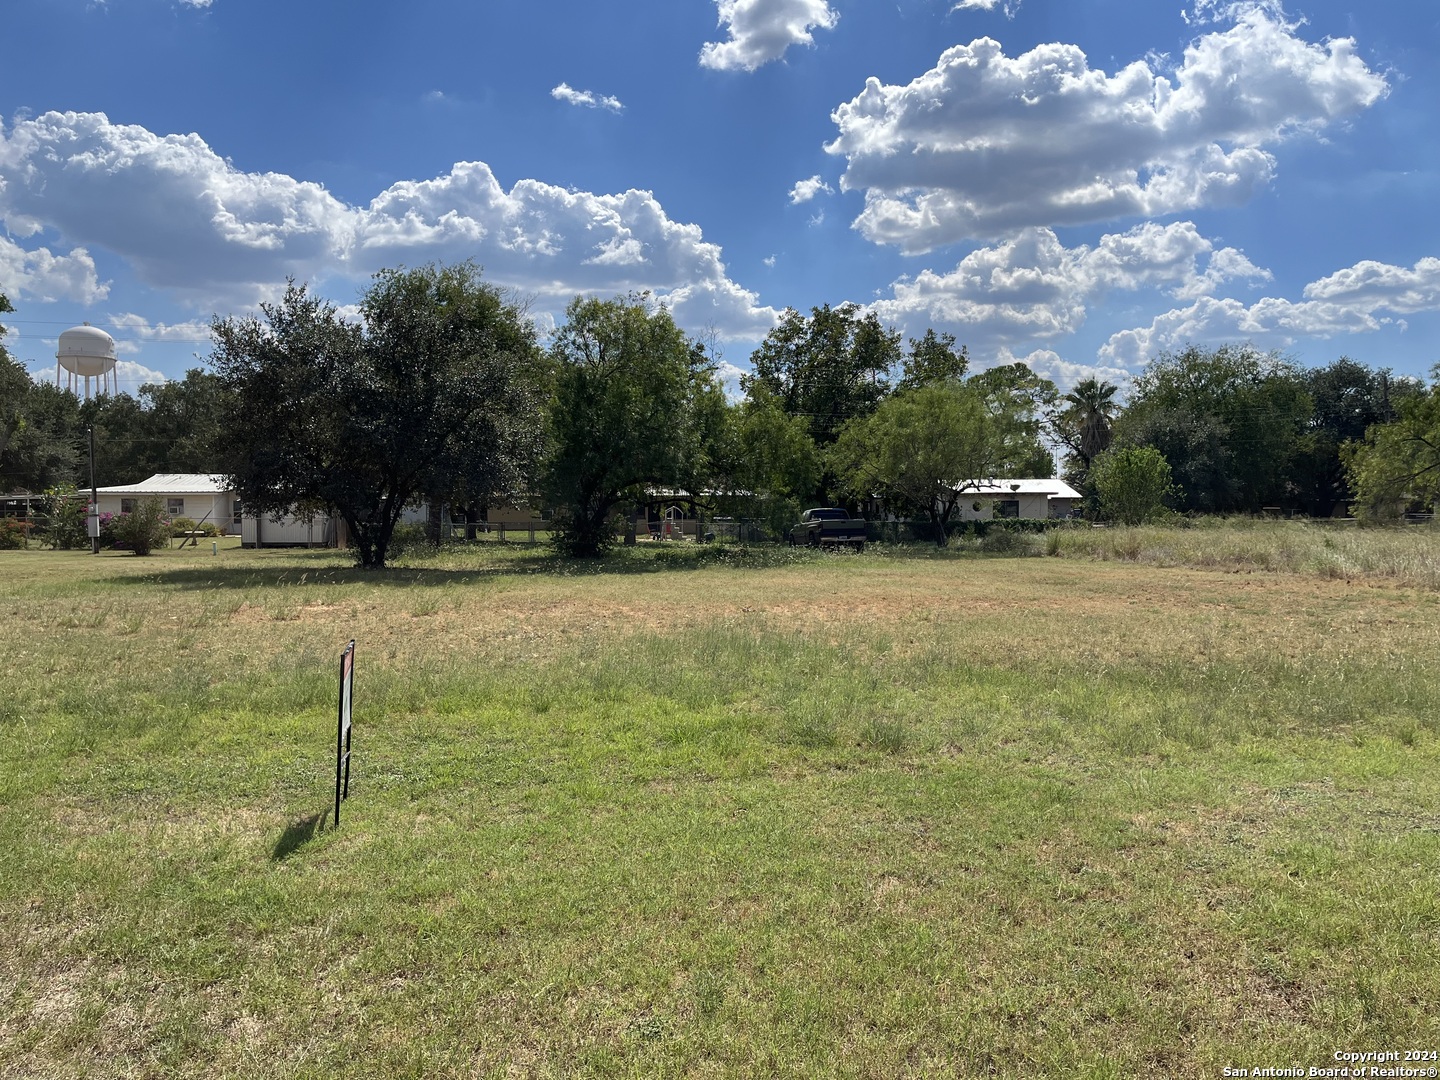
[{"xmin": 335, "ymin": 640, "xmax": 356, "ymax": 827}]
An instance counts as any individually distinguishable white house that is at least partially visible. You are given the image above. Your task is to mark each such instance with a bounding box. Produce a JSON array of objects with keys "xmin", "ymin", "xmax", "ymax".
[
  {"xmin": 952, "ymin": 478, "xmax": 1083, "ymax": 521},
  {"xmin": 94, "ymin": 474, "xmax": 237, "ymax": 532},
  {"xmin": 95, "ymin": 473, "xmax": 343, "ymax": 545}
]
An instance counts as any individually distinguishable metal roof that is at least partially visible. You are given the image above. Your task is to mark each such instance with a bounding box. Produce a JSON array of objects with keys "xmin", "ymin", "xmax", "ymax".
[
  {"xmin": 94, "ymin": 473, "xmax": 231, "ymax": 495},
  {"xmin": 950, "ymin": 478, "xmax": 1083, "ymax": 499}
]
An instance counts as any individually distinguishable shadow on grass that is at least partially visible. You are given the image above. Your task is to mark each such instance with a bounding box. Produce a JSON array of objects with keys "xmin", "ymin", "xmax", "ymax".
[
  {"xmin": 97, "ymin": 543, "xmax": 830, "ymax": 590},
  {"xmin": 272, "ymin": 810, "xmax": 330, "ymax": 860}
]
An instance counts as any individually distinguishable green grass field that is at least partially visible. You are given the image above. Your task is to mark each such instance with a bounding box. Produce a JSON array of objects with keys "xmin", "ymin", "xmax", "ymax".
[{"xmin": 2, "ymin": 532, "xmax": 1438, "ymax": 1078}]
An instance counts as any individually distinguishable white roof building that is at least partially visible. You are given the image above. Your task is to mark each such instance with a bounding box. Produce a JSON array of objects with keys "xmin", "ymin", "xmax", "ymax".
[
  {"xmin": 95, "ymin": 473, "xmax": 230, "ymax": 496},
  {"xmin": 93, "ymin": 473, "xmax": 340, "ymax": 544},
  {"xmin": 93, "ymin": 474, "xmax": 236, "ymax": 532},
  {"xmin": 949, "ymin": 478, "xmax": 1083, "ymax": 520}
]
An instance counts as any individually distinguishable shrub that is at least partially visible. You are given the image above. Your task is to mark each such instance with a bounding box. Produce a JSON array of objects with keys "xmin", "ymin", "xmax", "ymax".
[
  {"xmin": 0, "ymin": 518, "xmax": 28, "ymax": 550},
  {"xmin": 979, "ymin": 529, "xmax": 1040, "ymax": 555},
  {"xmin": 966, "ymin": 518, "xmax": 1051, "ymax": 538},
  {"xmin": 167, "ymin": 517, "xmax": 220, "ymax": 540},
  {"xmin": 1091, "ymin": 446, "xmax": 1176, "ymax": 525},
  {"xmin": 111, "ymin": 498, "xmax": 172, "ymax": 556},
  {"xmin": 38, "ymin": 484, "xmax": 90, "ymax": 550}
]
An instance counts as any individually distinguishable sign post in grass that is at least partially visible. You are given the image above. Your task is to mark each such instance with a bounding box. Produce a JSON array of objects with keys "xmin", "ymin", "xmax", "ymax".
[{"xmin": 334, "ymin": 639, "xmax": 355, "ymax": 828}]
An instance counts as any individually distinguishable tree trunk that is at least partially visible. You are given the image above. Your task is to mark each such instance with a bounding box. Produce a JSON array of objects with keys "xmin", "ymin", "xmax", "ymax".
[
  {"xmin": 355, "ymin": 533, "xmax": 378, "ymax": 569},
  {"xmin": 562, "ymin": 496, "xmax": 617, "ymax": 557}
]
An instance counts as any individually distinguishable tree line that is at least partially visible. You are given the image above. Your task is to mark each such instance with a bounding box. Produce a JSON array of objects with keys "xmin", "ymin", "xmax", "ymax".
[{"xmin": 3, "ymin": 269, "xmax": 1437, "ymax": 567}]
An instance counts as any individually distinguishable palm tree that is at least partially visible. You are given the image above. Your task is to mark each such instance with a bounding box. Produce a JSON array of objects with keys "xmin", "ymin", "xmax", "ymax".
[{"xmin": 1063, "ymin": 378, "xmax": 1119, "ymax": 467}]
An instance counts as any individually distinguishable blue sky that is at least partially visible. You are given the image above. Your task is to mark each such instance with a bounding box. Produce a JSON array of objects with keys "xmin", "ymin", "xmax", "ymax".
[{"xmin": 2, "ymin": 0, "xmax": 1437, "ymax": 397}]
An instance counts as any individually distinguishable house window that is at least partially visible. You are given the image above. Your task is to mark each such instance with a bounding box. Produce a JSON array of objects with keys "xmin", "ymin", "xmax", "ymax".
[
  {"xmin": 121, "ymin": 498, "xmax": 135, "ymax": 514},
  {"xmin": 233, "ymin": 499, "xmax": 244, "ymax": 527},
  {"xmin": 996, "ymin": 499, "xmax": 1020, "ymax": 519},
  {"xmin": 167, "ymin": 498, "xmax": 185, "ymax": 516}
]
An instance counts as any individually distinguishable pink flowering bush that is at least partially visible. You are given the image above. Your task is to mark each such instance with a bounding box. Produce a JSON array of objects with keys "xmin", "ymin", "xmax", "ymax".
[{"xmin": 110, "ymin": 499, "xmax": 172, "ymax": 556}]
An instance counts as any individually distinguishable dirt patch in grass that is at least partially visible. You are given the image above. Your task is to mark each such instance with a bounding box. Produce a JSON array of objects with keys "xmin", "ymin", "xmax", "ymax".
[
  {"xmin": 45, "ymin": 800, "xmax": 271, "ymax": 846},
  {"xmin": 24, "ymin": 963, "xmax": 89, "ymax": 1026}
]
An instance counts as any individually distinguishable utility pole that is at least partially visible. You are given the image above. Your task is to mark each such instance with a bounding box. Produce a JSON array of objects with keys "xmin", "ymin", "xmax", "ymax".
[{"xmin": 89, "ymin": 426, "xmax": 99, "ymax": 555}]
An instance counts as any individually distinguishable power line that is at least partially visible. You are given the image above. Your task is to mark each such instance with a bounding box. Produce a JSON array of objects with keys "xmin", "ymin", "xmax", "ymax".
[{"xmin": 1, "ymin": 317, "xmax": 213, "ymax": 346}]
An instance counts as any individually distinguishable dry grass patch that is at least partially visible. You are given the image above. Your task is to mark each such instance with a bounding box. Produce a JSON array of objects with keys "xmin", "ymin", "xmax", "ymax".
[
  {"xmin": 2, "ymin": 541, "xmax": 1438, "ymax": 1076},
  {"xmin": 1052, "ymin": 519, "xmax": 1440, "ymax": 589}
]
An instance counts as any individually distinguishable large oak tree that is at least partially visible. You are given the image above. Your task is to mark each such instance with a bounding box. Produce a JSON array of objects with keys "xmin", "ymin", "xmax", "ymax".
[
  {"xmin": 1115, "ymin": 345, "xmax": 1312, "ymax": 513},
  {"xmin": 211, "ymin": 264, "xmax": 544, "ymax": 568},
  {"xmin": 544, "ymin": 295, "xmax": 726, "ymax": 557}
]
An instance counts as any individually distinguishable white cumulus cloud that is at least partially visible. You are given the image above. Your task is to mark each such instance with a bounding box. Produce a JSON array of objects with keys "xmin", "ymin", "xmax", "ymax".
[
  {"xmin": 114, "ymin": 359, "xmax": 170, "ymax": 391},
  {"xmin": 0, "ymin": 111, "xmax": 779, "ymax": 340},
  {"xmin": 869, "ymin": 221, "xmax": 1270, "ymax": 348},
  {"xmin": 1003, "ymin": 348, "xmax": 1133, "ymax": 394},
  {"xmin": 1301, "ymin": 257, "xmax": 1440, "ymax": 314},
  {"xmin": 109, "ymin": 313, "xmax": 213, "ymax": 344},
  {"xmin": 550, "ymin": 83, "xmax": 624, "ymax": 112},
  {"xmin": 0, "ymin": 235, "xmax": 109, "ymax": 304},
  {"xmin": 825, "ymin": 4, "xmax": 1387, "ymax": 252},
  {"xmin": 952, "ymin": 0, "xmax": 1020, "ymax": 15},
  {"xmin": 1100, "ymin": 256, "xmax": 1440, "ymax": 366},
  {"xmin": 788, "ymin": 175, "xmax": 833, "ymax": 204},
  {"xmin": 713, "ymin": 359, "xmax": 749, "ymax": 401},
  {"xmin": 700, "ymin": 0, "xmax": 839, "ymax": 72}
]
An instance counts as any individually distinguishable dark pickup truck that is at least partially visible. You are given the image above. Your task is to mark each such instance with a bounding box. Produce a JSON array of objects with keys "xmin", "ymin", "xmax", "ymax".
[{"xmin": 789, "ymin": 508, "xmax": 867, "ymax": 551}]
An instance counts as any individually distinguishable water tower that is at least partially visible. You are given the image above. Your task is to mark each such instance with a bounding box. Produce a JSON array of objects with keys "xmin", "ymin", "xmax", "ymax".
[{"xmin": 56, "ymin": 323, "xmax": 119, "ymax": 399}]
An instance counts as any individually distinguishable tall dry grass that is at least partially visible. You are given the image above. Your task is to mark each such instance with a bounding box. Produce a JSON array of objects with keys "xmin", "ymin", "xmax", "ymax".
[{"xmin": 1047, "ymin": 518, "xmax": 1440, "ymax": 588}]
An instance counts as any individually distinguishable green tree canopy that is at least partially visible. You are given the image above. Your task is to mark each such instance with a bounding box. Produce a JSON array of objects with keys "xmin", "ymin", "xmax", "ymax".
[
  {"xmin": 544, "ymin": 295, "xmax": 726, "ymax": 557},
  {"xmin": 1295, "ymin": 358, "xmax": 1424, "ymax": 517},
  {"xmin": 714, "ymin": 384, "xmax": 820, "ymax": 537},
  {"xmin": 898, "ymin": 329, "xmax": 968, "ymax": 391},
  {"xmin": 211, "ymin": 264, "xmax": 544, "ymax": 569},
  {"xmin": 830, "ymin": 381, "xmax": 1043, "ymax": 546},
  {"xmin": 1052, "ymin": 377, "xmax": 1119, "ymax": 475},
  {"xmin": 1344, "ymin": 372, "xmax": 1440, "ymax": 520},
  {"xmin": 1, "ymin": 294, "xmax": 108, "ymax": 495},
  {"xmin": 82, "ymin": 391, "xmax": 150, "ymax": 487},
  {"xmin": 359, "ymin": 263, "xmax": 546, "ymax": 519},
  {"xmin": 1090, "ymin": 445, "xmax": 1175, "ymax": 526},
  {"xmin": 0, "ymin": 292, "xmax": 28, "ymax": 481},
  {"xmin": 0, "ymin": 375, "xmax": 84, "ymax": 494},
  {"xmin": 135, "ymin": 370, "xmax": 231, "ymax": 477},
  {"xmin": 36, "ymin": 371, "xmax": 242, "ymax": 491},
  {"xmin": 1115, "ymin": 344, "xmax": 1311, "ymax": 513},
  {"xmin": 966, "ymin": 362, "xmax": 1059, "ymax": 478},
  {"xmin": 742, "ymin": 303, "xmax": 898, "ymax": 448}
]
